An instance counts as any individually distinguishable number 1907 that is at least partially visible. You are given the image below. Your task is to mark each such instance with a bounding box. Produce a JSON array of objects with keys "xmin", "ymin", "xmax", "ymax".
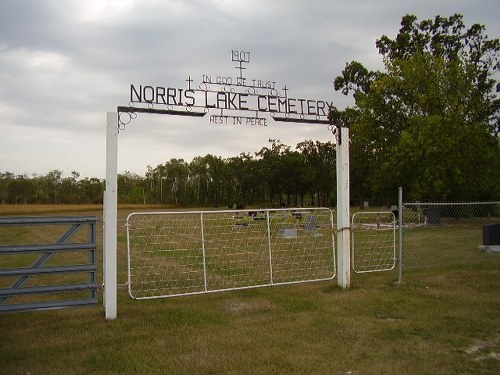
[{"xmin": 231, "ymin": 50, "xmax": 250, "ymax": 63}]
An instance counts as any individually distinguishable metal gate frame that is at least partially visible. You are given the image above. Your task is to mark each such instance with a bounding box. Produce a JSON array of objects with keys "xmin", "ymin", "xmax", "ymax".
[
  {"xmin": 126, "ymin": 208, "xmax": 335, "ymax": 299},
  {"xmin": 351, "ymin": 211, "xmax": 396, "ymax": 273},
  {"xmin": 0, "ymin": 216, "xmax": 98, "ymax": 313}
]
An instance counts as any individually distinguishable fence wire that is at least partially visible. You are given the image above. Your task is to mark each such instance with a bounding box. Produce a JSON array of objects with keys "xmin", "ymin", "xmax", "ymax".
[
  {"xmin": 401, "ymin": 202, "xmax": 500, "ymax": 270},
  {"xmin": 126, "ymin": 208, "xmax": 335, "ymax": 299},
  {"xmin": 351, "ymin": 212, "xmax": 396, "ymax": 273}
]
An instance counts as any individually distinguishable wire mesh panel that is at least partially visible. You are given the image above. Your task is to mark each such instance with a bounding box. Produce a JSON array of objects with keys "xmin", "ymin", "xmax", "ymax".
[
  {"xmin": 351, "ymin": 212, "xmax": 396, "ymax": 273},
  {"xmin": 126, "ymin": 208, "xmax": 335, "ymax": 299},
  {"xmin": 268, "ymin": 210, "xmax": 336, "ymax": 283},
  {"xmin": 402, "ymin": 202, "xmax": 500, "ymax": 269},
  {"xmin": 202, "ymin": 211, "xmax": 271, "ymax": 291},
  {"xmin": 126, "ymin": 212, "xmax": 205, "ymax": 299}
]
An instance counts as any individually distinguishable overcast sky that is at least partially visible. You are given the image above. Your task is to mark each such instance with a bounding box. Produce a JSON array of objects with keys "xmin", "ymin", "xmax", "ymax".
[{"xmin": 1, "ymin": 0, "xmax": 498, "ymax": 179}]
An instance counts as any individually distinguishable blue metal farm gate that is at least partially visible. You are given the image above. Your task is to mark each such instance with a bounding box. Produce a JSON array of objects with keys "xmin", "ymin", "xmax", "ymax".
[{"xmin": 0, "ymin": 216, "xmax": 98, "ymax": 313}]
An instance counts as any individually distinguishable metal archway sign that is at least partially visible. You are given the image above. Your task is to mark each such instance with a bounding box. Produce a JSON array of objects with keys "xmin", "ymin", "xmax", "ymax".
[
  {"xmin": 103, "ymin": 50, "xmax": 350, "ymax": 320},
  {"xmin": 118, "ymin": 50, "xmax": 333, "ymax": 129}
]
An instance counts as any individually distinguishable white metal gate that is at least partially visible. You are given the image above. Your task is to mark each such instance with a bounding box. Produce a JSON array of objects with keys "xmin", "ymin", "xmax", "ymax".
[
  {"xmin": 126, "ymin": 208, "xmax": 335, "ymax": 299},
  {"xmin": 351, "ymin": 212, "xmax": 396, "ymax": 273}
]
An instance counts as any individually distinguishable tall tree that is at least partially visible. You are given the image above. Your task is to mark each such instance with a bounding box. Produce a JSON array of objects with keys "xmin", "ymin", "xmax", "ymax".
[
  {"xmin": 117, "ymin": 171, "xmax": 146, "ymax": 204},
  {"xmin": 296, "ymin": 140, "xmax": 336, "ymax": 206},
  {"xmin": 256, "ymin": 139, "xmax": 291, "ymax": 206},
  {"xmin": 226, "ymin": 153, "xmax": 261, "ymax": 206},
  {"xmin": 333, "ymin": 14, "xmax": 499, "ymax": 201},
  {"xmin": 45, "ymin": 170, "xmax": 63, "ymax": 204}
]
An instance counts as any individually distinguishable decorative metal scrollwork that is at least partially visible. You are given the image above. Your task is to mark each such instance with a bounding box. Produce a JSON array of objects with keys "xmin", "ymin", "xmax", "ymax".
[{"xmin": 118, "ymin": 111, "xmax": 137, "ymax": 130}]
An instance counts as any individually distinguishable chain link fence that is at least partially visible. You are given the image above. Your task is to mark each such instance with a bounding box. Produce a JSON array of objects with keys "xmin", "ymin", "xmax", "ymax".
[{"xmin": 401, "ymin": 201, "xmax": 500, "ymax": 270}]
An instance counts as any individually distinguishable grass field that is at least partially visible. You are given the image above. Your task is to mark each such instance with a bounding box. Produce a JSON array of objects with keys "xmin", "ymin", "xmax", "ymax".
[{"xmin": 0, "ymin": 205, "xmax": 499, "ymax": 374}]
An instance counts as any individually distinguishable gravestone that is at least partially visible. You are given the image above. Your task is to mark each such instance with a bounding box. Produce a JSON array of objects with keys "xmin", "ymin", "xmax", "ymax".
[
  {"xmin": 423, "ymin": 207, "xmax": 440, "ymax": 225},
  {"xmin": 304, "ymin": 214, "xmax": 316, "ymax": 231},
  {"xmin": 480, "ymin": 223, "xmax": 500, "ymax": 253}
]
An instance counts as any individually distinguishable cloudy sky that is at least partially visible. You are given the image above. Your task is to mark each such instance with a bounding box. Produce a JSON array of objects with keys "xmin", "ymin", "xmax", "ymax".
[{"xmin": 1, "ymin": 0, "xmax": 498, "ymax": 179}]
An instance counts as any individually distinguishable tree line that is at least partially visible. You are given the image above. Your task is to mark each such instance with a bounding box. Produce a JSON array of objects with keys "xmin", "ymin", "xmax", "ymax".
[
  {"xmin": 0, "ymin": 139, "xmax": 337, "ymax": 207},
  {"xmin": 2, "ymin": 14, "xmax": 499, "ymax": 207},
  {"xmin": 0, "ymin": 170, "xmax": 104, "ymax": 205}
]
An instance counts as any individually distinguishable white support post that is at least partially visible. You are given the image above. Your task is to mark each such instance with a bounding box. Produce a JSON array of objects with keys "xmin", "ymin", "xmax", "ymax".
[
  {"xmin": 104, "ymin": 112, "xmax": 118, "ymax": 320},
  {"xmin": 398, "ymin": 186, "xmax": 403, "ymax": 284},
  {"xmin": 336, "ymin": 126, "xmax": 351, "ymax": 288}
]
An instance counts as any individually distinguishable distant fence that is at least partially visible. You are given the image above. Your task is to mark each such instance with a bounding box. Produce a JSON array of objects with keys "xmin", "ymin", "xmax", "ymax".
[
  {"xmin": 0, "ymin": 216, "xmax": 98, "ymax": 313},
  {"xmin": 400, "ymin": 201, "xmax": 500, "ymax": 271}
]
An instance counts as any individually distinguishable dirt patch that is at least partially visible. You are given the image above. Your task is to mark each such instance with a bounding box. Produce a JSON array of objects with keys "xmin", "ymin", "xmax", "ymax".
[
  {"xmin": 223, "ymin": 298, "xmax": 276, "ymax": 314},
  {"xmin": 465, "ymin": 332, "xmax": 500, "ymax": 362}
]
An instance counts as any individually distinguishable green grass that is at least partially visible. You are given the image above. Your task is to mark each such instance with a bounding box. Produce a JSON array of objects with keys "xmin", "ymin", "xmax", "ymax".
[
  {"xmin": 1, "ymin": 267, "xmax": 499, "ymax": 374},
  {"xmin": 0, "ymin": 205, "xmax": 499, "ymax": 374}
]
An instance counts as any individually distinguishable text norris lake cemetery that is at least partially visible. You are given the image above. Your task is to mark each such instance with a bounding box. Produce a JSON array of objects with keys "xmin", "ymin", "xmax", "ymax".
[{"xmin": 127, "ymin": 50, "xmax": 334, "ymax": 126}]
